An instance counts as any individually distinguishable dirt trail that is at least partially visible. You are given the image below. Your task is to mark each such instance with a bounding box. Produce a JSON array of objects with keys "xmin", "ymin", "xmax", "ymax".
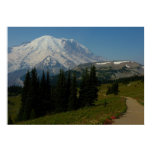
[{"xmin": 113, "ymin": 97, "xmax": 144, "ymax": 125}]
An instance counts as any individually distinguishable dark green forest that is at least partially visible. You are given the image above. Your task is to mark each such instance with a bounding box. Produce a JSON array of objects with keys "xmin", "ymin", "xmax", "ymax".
[{"xmin": 10, "ymin": 66, "xmax": 98, "ymax": 122}]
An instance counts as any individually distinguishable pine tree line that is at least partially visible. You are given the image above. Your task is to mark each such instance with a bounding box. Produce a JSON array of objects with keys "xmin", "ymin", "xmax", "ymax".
[
  {"xmin": 18, "ymin": 66, "xmax": 98, "ymax": 121},
  {"xmin": 18, "ymin": 68, "xmax": 52, "ymax": 121}
]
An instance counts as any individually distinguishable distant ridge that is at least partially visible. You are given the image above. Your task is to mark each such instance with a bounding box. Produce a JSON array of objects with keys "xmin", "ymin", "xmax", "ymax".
[{"xmin": 71, "ymin": 60, "xmax": 144, "ymax": 82}]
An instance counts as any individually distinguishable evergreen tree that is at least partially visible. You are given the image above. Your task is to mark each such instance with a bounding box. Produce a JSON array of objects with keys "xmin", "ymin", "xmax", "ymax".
[
  {"xmin": 79, "ymin": 66, "xmax": 98, "ymax": 107},
  {"xmin": 18, "ymin": 70, "xmax": 31, "ymax": 121},
  {"xmin": 46, "ymin": 70, "xmax": 52, "ymax": 113},
  {"xmin": 55, "ymin": 69, "xmax": 67, "ymax": 112},
  {"xmin": 30, "ymin": 68, "xmax": 40, "ymax": 118},
  {"xmin": 8, "ymin": 86, "xmax": 22, "ymax": 96},
  {"xmin": 39, "ymin": 71, "xmax": 47, "ymax": 115},
  {"xmin": 88, "ymin": 65, "xmax": 98, "ymax": 105},
  {"xmin": 79, "ymin": 68, "xmax": 90, "ymax": 107},
  {"xmin": 66, "ymin": 70, "xmax": 71, "ymax": 110},
  {"xmin": 46, "ymin": 71, "xmax": 51, "ymax": 97},
  {"xmin": 106, "ymin": 86, "xmax": 112, "ymax": 95},
  {"xmin": 106, "ymin": 81, "xmax": 119, "ymax": 95},
  {"xmin": 68, "ymin": 73, "xmax": 78, "ymax": 110},
  {"xmin": 113, "ymin": 81, "xmax": 119, "ymax": 95}
]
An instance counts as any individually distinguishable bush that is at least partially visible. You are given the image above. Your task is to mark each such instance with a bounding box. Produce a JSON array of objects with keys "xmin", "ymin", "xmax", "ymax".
[{"xmin": 106, "ymin": 82, "xmax": 119, "ymax": 95}]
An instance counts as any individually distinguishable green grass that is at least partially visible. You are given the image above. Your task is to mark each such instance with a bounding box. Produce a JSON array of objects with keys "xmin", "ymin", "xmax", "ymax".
[
  {"xmin": 17, "ymin": 95, "xmax": 126, "ymax": 124},
  {"xmin": 8, "ymin": 95, "xmax": 21, "ymax": 123},
  {"xmin": 99, "ymin": 80, "xmax": 144, "ymax": 105},
  {"xmin": 119, "ymin": 81, "xmax": 144, "ymax": 105},
  {"xmin": 9, "ymin": 80, "xmax": 143, "ymax": 124}
]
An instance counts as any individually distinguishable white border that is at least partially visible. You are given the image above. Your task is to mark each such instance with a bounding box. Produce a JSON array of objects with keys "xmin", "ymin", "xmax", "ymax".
[{"xmin": 0, "ymin": 0, "xmax": 152, "ymax": 152}]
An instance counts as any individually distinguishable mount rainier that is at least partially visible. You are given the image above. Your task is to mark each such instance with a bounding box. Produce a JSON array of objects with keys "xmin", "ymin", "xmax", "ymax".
[{"xmin": 8, "ymin": 35, "xmax": 103, "ymax": 86}]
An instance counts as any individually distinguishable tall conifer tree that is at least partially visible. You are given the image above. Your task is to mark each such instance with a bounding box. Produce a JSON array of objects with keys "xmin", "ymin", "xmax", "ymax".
[
  {"xmin": 79, "ymin": 68, "xmax": 90, "ymax": 107},
  {"xmin": 89, "ymin": 65, "xmax": 98, "ymax": 104},
  {"xmin": 66, "ymin": 70, "xmax": 71, "ymax": 109},
  {"xmin": 55, "ymin": 69, "xmax": 67, "ymax": 112},
  {"xmin": 46, "ymin": 70, "xmax": 52, "ymax": 112},
  {"xmin": 30, "ymin": 68, "xmax": 40, "ymax": 118},
  {"xmin": 79, "ymin": 66, "xmax": 98, "ymax": 107},
  {"xmin": 18, "ymin": 70, "xmax": 31, "ymax": 121},
  {"xmin": 68, "ymin": 73, "xmax": 78, "ymax": 110},
  {"xmin": 39, "ymin": 71, "xmax": 47, "ymax": 115}
]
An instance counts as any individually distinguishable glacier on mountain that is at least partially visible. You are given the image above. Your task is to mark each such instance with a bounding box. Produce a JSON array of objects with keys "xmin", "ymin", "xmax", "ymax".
[
  {"xmin": 8, "ymin": 35, "xmax": 103, "ymax": 74},
  {"xmin": 8, "ymin": 35, "xmax": 104, "ymax": 86}
]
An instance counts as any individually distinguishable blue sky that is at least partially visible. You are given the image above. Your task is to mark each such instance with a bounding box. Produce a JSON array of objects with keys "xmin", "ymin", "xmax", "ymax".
[{"xmin": 8, "ymin": 27, "xmax": 144, "ymax": 64}]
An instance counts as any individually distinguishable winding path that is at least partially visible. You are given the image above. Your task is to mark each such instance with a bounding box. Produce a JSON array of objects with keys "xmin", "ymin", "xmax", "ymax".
[{"xmin": 113, "ymin": 97, "xmax": 144, "ymax": 125}]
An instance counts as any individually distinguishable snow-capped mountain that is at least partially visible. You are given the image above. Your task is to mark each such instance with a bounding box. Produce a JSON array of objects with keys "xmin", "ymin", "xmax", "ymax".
[{"xmin": 8, "ymin": 35, "xmax": 104, "ymax": 86}]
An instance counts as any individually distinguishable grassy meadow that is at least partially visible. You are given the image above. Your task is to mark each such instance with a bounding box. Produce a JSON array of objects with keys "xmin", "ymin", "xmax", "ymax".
[
  {"xmin": 8, "ymin": 80, "xmax": 144, "ymax": 124},
  {"xmin": 17, "ymin": 96, "xmax": 126, "ymax": 124},
  {"xmin": 8, "ymin": 95, "xmax": 21, "ymax": 123},
  {"xmin": 99, "ymin": 80, "xmax": 144, "ymax": 105},
  {"xmin": 119, "ymin": 81, "xmax": 144, "ymax": 105}
]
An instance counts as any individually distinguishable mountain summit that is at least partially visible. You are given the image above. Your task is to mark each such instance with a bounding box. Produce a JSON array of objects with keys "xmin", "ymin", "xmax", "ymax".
[
  {"xmin": 8, "ymin": 35, "xmax": 103, "ymax": 73},
  {"xmin": 8, "ymin": 35, "xmax": 103, "ymax": 85}
]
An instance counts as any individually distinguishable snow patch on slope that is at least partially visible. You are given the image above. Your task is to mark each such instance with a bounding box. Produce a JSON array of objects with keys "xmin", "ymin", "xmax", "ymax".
[
  {"xmin": 96, "ymin": 62, "xmax": 110, "ymax": 65},
  {"xmin": 126, "ymin": 64, "xmax": 130, "ymax": 68},
  {"xmin": 113, "ymin": 61, "xmax": 129, "ymax": 65}
]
